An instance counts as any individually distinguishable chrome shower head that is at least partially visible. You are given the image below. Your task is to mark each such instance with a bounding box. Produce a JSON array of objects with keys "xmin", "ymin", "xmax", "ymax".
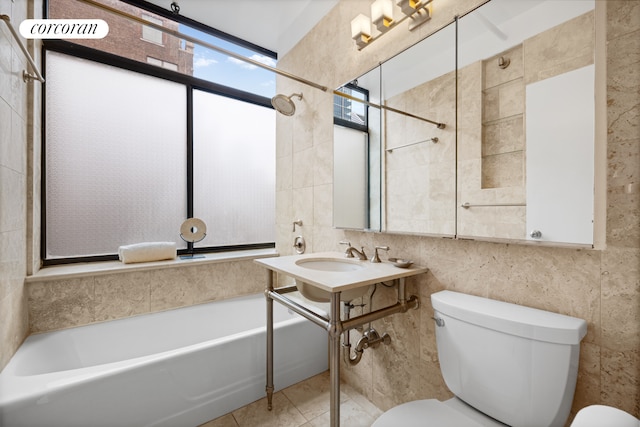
[{"xmin": 271, "ymin": 93, "xmax": 303, "ymax": 116}]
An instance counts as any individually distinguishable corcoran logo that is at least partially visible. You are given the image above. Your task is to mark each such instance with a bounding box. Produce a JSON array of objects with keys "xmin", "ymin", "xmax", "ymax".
[{"xmin": 19, "ymin": 19, "xmax": 109, "ymax": 39}]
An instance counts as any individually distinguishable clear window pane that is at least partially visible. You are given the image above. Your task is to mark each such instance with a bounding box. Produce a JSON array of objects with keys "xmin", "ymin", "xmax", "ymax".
[
  {"xmin": 193, "ymin": 91, "xmax": 275, "ymax": 247},
  {"xmin": 334, "ymin": 86, "xmax": 367, "ymax": 125},
  {"xmin": 49, "ymin": 0, "xmax": 194, "ymax": 76},
  {"xmin": 48, "ymin": 0, "xmax": 276, "ymax": 97},
  {"xmin": 184, "ymin": 26, "xmax": 276, "ymax": 97},
  {"xmin": 45, "ymin": 51, "xmax": 187, "ymax": 258}
]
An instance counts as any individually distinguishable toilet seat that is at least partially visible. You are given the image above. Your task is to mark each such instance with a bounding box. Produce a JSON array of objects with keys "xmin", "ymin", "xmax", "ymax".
[
  {"xmin": 372, "ymin": 398, "xmax": 507, "ymax": 427},
  {"xmin": 570, "ymin": 405, "xmax": 639, "ymax": 427}
]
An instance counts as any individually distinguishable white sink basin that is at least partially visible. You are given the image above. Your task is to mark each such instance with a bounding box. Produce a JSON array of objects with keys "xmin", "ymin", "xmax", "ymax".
[
  {"xmin": 295, "ymin": 279, "xmax": 369, "ymax": 303},
  {"xmin": 295, "ymin": 258, "xmax": 364, "ymax": 272},
  {"xmin": 294, "ymin": 257, "xmax": 368, "ymax": 302}
]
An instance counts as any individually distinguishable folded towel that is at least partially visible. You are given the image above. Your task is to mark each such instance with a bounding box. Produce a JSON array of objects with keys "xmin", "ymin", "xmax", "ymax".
[{"xmin": 118, "ymin": 242, "xmax": 177, "ymax": 264}]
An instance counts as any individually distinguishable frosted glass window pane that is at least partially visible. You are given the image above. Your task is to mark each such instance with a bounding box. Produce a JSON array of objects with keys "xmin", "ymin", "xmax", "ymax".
[
  {"xmin": 45, "ymin": 51, "xmax": 187, "ymax": 258},
  {"xmin": 193, "ymin": 91, "xmax": 275, "ymax": 246}
]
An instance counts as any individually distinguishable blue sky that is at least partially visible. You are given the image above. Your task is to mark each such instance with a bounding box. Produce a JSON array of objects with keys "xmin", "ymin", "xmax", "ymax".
[{"xmin": 179, "ymin": 25, "xmax": 276, "ymax": 98}]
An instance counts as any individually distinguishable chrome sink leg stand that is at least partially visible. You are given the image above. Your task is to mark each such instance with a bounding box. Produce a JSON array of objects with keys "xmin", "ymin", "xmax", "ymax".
[
  {"xmin": 263, "ymin": 275, "xmax": 418, "ymax": 426},
  {"xmin": 265, "ymin": 270, "xmax": 275, "ymax": 411},
  {"xmin": 329, "ymin": 291, "xmax": 342, "ymax": 427}
]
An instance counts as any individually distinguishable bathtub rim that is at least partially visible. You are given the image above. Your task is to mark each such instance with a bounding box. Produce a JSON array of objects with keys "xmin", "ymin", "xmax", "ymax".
[{"xmin": 26, "ymin": 248, "xmax": 278, "ymax": 284}]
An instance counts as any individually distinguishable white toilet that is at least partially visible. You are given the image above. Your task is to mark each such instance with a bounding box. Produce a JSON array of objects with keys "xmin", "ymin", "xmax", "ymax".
[{"xmin": 373, "ymin": 290, "xmax": 589, "ymax": 427}]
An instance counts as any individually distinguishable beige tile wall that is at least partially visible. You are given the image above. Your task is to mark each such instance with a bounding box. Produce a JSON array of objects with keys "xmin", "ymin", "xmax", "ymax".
[
  {"xmin": 276, "ymin": 0, "xmax": 639, "ymax": 421},
  {"xmin": 457, "ymin": 58, "xmax": 527, "ymax": 240},
  {"xmin": 481, "ymin": 46, "xmax": 525, "ymax": 190},
  {"xmin": 0, "ymin": 0, "xmax": 37, "ymax": 371},
  {"xmin": 385, "ymin": 72, "xmax": 456, "ymax": 235},
  {"xmin": 24, "ymin": 259, "xmax": 269, "ymax": 333}
]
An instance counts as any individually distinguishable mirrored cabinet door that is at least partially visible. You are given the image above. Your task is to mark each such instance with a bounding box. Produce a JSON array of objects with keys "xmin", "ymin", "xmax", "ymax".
[
  {"xmin": 333, "ymin": 0, "xmax": 602, "ymax": 247},
  {"xmin": 333, "ymin": 67, "xmax": 382, "ymax": 231},
  {"xmin": 381, "ymin": 21, "xmax": 457, "ymax": 236},
  {"xmin": 456, "ymin": 0, "xmax": 599, "ymax": 245}
]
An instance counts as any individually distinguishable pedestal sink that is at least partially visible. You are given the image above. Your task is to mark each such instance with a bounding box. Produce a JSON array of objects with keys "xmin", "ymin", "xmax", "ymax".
[{"xmin": 295, "ymin": 258, "xmax": 367, "ymax": 302}]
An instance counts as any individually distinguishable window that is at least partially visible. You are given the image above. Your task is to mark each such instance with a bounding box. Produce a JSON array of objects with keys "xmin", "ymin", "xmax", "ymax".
[
  {"xmin": 334, "ymin": 84, "xmax": 368, "ymax": 131},
  {"xmin": 146, "ymin": 56, "xmax": 178, "ymax": 71},
  {"xmin": 141, "ymin": 14, "xmax": 163, "ymax": 45},
  {"xmin": 193, "ymin": 91, "xmax": 275, "ymax": 247},
  {"xmin": 45, "ymin": 52, "xmax": 187, "ymax": 258},
  {"xmin": 44, "ymin": 0, "xmax": 277, "ymax": 263}
]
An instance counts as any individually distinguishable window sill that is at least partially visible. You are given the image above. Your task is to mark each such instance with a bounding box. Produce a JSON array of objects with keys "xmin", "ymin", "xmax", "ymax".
[{"xmin": 26, "ymin": 248, "xmax": 279, "ymax": 283}]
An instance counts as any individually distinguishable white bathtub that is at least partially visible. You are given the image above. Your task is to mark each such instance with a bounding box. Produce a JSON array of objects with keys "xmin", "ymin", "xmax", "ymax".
[{"xmin": 0, "ymin": 293, "xmax": 328, "ymax": 427}]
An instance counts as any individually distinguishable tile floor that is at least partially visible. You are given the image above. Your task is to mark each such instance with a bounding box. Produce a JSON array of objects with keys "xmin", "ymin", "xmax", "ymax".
[{"xmin": 198, "ymin": 371, "xmax": 383, "ymax": 427}]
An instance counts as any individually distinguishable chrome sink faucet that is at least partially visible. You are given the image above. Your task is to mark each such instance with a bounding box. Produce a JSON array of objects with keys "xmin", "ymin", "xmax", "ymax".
[
  {"xmin": 339, "ymin": 241, "xmax": 367, "ymax": 260},
  {"xmin": 371, "ymin": 246, "xmax": 390, "ymax": 263}
]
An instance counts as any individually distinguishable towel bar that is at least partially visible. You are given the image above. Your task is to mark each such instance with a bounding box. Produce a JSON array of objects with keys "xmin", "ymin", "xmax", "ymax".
[{"xmin": 461, "ymin": 202, "xmax": 526, "ymax": 209}]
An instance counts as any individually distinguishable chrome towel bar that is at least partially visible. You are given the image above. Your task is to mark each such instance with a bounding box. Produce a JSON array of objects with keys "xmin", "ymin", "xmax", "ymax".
[
  {"xmin": 461, "ymin": 202, "xmax": 526, "ymax": 209},
  {"xmin": 386, "ymin": 137, "xmax": 439, "ymax": 152}
]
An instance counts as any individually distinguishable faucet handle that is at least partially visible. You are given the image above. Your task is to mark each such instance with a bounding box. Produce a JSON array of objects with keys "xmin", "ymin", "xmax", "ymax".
[
  {"xmin": 371, "ymin": 246, "xmax": 390, "ymax": 263},
  {"xmin": 339, "ymin": 240, "xmax": 353, "ymax": 257}
]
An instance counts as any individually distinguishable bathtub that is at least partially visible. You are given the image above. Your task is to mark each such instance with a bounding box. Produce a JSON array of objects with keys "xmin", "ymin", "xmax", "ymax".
[{"xmin": 0, "ymin": 293, "xmax": 328, "ymax": 427}]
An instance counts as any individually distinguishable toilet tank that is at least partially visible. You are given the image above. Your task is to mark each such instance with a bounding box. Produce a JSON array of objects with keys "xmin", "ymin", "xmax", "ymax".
[{"xmin": 431, "ymin": 291, "xmax": 587, "ymax": 427}]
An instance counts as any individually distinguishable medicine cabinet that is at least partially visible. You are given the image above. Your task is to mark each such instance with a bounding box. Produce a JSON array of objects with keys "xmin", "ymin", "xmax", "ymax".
[{"xmin": 333, "ymin": 0, "xmax": 603, "ymax": 247}]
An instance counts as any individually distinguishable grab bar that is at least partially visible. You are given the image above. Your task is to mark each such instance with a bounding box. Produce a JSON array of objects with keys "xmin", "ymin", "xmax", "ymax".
[
  {"xmin": 386, "ymin": 137, "xmax": 439, "ymax": 153},
  {"xmin": 1, "ymin": 15, "xmax": 45, "ymax": 83},
  {"xmin": 461, "ymin": 202, "xmax": 525, "ymax": 209}
]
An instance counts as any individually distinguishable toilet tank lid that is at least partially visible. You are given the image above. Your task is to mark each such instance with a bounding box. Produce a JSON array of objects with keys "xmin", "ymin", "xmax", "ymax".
[{"xmin": 431, "ymin": 291, "xmax": 587, "ymax": 345}]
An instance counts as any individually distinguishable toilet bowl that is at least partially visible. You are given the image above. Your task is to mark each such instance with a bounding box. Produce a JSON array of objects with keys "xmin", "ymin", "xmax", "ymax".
[
  {"xmin": 373, "ymin": 397, "xmax": 507, "ymax": 427},
  {"xmin": 374, "ymin": 400, "xmax": 640, "ymax": 427},
  {"xmin": 570, "ymin": 405, "xmax": 639, "ymax": 427},
  {"xmin": 372, "ymin": 290, "xmax": 588, "ymax": 427}
]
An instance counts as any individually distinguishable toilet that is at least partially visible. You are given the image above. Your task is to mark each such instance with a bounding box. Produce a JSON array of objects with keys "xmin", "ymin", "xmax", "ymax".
[{"xmin": 373, "ymin": 290, "xmax": 589, "ymax": 427}]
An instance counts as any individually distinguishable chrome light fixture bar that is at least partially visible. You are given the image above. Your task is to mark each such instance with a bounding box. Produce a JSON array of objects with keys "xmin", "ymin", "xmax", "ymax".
[{"xmin": 351, "ymin": 0, "xmax": 434, "ymax": 50}]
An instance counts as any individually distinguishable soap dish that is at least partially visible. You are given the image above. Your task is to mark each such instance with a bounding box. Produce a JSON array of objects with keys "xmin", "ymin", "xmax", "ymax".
[{"xmin": 388, "ymin": 257, "xmax": 413, "ymax": 268}]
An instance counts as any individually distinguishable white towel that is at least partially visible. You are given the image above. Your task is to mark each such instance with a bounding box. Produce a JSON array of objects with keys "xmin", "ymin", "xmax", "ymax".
[{"xmin": 118, "ymin": 242, "xmax": 177, "ymax": 264}]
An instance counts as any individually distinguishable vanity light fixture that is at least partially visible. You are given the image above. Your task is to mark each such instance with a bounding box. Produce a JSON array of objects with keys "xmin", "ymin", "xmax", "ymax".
[
  {"xmin": 397, "ymin": 0, "xmax": 433, "ymax": 30},
  {"xmin": 351, "ymin": 0, "xmax": 433, "ymax": 50},
  {"xmin": 371, "ymin": 0, "xmax": 394, "ymax": 32},
  {"xmin": 351, "ymin": 13, "xmax": 372, "ymax": 49}
]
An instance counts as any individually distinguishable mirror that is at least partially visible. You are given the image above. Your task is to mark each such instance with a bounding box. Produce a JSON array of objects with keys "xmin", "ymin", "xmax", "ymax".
[
  {"xmin": 457, "ymin": 0, "xmax": 598, "ymax": 245},
  {"xmin": 333, "ymin": 67, "xmax": 382, "ymax": 231},
  {"xmin": 380, "ymin": 21, "xmax": 456, "ymax": 236},
  {"xmin": 333, "ymin": 0, "xmax": 600, "ymax": 246}
]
